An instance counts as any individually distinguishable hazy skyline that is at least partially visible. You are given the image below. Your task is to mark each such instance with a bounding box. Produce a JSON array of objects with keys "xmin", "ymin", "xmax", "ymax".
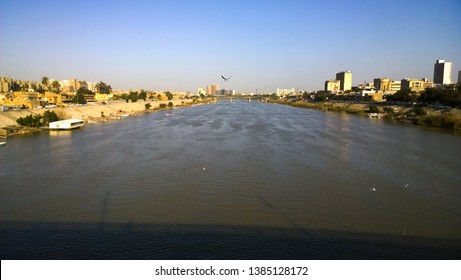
[{"xmin": 1, "ymin": 0, "xmax": 460, "ymax": 92}]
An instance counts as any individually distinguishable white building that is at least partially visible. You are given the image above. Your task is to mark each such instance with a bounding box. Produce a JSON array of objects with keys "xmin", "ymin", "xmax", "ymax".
[
  {"xmin": 276, "ymin": 88, "xmax": 295, "ymax": 97},
  {"xmin": 433, "ymin": 59, "xmax": 452, "ymax": 85},
  {"xmin": 336, "ymin": 71, "xmax": 353, "ymax": 91}
]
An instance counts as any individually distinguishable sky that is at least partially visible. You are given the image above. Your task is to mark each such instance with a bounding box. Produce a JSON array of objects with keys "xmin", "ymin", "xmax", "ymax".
[{"xmin": 1, "ymin": 0, "xmax": 460, "ymax": 92}]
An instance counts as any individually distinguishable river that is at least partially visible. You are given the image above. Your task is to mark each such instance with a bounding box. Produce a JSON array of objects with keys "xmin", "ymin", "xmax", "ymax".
[{"xmin": 1, "ymin": 100, "xmax": 460, "ymax": 259}]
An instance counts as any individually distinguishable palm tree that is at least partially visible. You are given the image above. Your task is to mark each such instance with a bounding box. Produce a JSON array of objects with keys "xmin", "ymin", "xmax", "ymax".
[
  {"xmin": 41, "ymin": 76, "xmax": 49, "ymax": 91},
  {"xmin": 51, "ymin": 80, "xmax": 60, "ymax": 93},
  {"xmin": 41, "ymin": 76, "xmax": 49, "ymax": 86}
]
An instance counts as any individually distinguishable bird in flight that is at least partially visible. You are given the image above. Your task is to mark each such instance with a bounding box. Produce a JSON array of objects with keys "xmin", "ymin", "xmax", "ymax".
[{"xmin": 221, "ymin": 75, "xmax": 232, "ymax": 81}]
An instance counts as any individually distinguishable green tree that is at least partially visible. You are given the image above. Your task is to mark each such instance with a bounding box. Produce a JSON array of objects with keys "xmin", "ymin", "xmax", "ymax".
[
  {"xmin": 145, "ymin": 103, "xmax": 152, "ymax": 110},
  {"xmin": 16, "ymin": 114, "xmax": 42, "ymax": 127},
  {"xmin": 128, "ymin": 91, "xmax": 138, "ymax": 102},
  {"xmin": 42, "ymin": 110, "xmax": 59, "ymax": 125},
  {"xmin": 419, "ymin": 87, "xmax": 461, "ymax": 107},
  {"xmin": 72, "ymin": 91, "xmax": 87, "ymax": 104},
  {"xmin": 51, "ymin": 80, "xmax": 61, "ymax": 93},
  {"xmin": 95, "ymin": 81, "xmax": 112, "ymax": 94},
  {"xmin": 314, "ymin": 91, "xmax": 327, "ymax": 102},
  {"xmin": 138, "ymin": 90, "xmax": 147, "ymax": 101},
  {"xmin": 11, "ymin": 82, "xmax": 21, "ymax": 92},
  {"xmin": 386, "ymin": 90, "xmax": 417, "ymax": 103},
  {"xmin": 168, "ymin": 102, "xmax": 173, "ymax": 107},
  {"xmin": 41, "ymin": 77, "xmax": 49, "ymax": 86},
  {"xmin": 120, "ymin": 93, "xmax": 128, "ymax": 102},
  {"xmin": 164, "ymin": 91, "xmax": 173, "ymax": 100},
  {"xmin": 77, "ymin": 87, "xmax": 94, "ymax": 96}
]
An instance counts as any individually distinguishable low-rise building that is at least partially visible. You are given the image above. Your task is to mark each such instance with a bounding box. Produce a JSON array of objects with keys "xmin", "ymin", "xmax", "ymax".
[
  {"xmin": 401, "ymin": 78, "xmax": 434, "ymax": 92},
  {"xmin": 374, "ymin": 78, "xmax": 401, "ymax": 93},
  {"xmin": 325, "ymin": 80, "xmax": 340, "ymax": 93},
  {"xmin": 276, "ymin": 88, "xmax": 295, "ymax": 97},
  {"xmin": 0, "ymin": 91, "xmax": 39, "ymax": 109}
]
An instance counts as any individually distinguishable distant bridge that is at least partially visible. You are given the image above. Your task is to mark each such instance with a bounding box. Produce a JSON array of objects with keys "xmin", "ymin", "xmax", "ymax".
[{"xmin": 215, "ymin": 96, "xmax": 270, "ymax": 103}]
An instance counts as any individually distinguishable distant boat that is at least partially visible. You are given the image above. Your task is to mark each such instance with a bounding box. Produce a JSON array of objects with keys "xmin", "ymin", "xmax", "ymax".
[
  {"xmin": 0, "ymin": 141, "xmax": 6, "ymax": 147},
  {"xmin": 49, "ymin": 119, "xmax": 84, "ymax": 130},
  {"xmin": 165, "ymin": 113, "xmax": 174, "ymax": 116},
  {"xmin": 368, "ymin": 113, "xmax": 384, "ymax": 118}
]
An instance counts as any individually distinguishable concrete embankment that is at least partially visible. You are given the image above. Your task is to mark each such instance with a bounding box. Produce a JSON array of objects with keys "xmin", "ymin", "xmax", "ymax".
[{"xmin": 0, "ymin": 99, "xmax": 205, "ymax": 136}]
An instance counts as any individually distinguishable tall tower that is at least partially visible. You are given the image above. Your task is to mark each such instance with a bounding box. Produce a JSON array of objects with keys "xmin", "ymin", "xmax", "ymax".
[
  {"xmin": 433, "ymin": 59, "xmax": 452, "ymax": 85},
  {"xmin": 336, "ymin": 71, "xmax": 352, "ymax": 91}
]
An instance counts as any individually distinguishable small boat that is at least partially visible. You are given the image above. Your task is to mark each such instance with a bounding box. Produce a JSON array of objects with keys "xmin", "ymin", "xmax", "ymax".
[
  {"xmin": 0, "ymin": 141, "xmax": 6, "ymax": 147},
  {"xmin": 165, "ymin": 113, "xmax": 174, "ymax": 116},
  {"xmin": 368, "ymin": 113, "xmax": 384, "ymax": 118}
]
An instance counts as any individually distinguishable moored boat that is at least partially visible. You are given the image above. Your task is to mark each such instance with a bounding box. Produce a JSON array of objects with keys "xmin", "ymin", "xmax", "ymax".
[{"xmin": 49, "ymin": 119, "xmax": 85, "ymax": 130}]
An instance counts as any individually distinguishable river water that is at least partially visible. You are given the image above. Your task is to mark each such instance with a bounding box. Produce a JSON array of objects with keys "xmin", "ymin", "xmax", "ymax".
[{"xmin": 1, "ymin": 101, "xmax": 460, "ymax": 259}]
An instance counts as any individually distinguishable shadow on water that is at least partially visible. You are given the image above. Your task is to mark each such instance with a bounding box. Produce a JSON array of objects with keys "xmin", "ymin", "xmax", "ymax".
[
  {"xmin": 257, "ymin": 195, "xmax": 309, "ymax": 235},
  {"xmin": 1, "ymin": 220, "xmax": 460, "ymax": 260},
  {"xmin": 99, "ymin": 191, "xmax": 111, "ymax": 225}
]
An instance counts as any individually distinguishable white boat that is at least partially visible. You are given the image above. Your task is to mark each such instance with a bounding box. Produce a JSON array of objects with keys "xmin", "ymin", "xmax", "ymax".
[
  {"xmin": 368, "ymin": 113, "xmax": 384, "ymax": 118},
  {"xmin": 0, "ymin": 141, "xmax": 6, "ymax": 147},
  {"xmin": 49, "ymin": 119, "xmax": 85, "ymax": 130}
]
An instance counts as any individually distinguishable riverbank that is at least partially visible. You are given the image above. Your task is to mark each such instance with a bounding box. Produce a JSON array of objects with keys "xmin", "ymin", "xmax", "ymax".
[
  {"xmin": 271, "ymin": 100, "xmax": 461, "ymax": 131},
  {"xmin": 0, "ymin": 98, "xmax": 211, "ymax": 137}
]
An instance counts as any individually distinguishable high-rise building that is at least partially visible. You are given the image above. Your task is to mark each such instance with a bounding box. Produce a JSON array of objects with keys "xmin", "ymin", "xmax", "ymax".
[
  {"xmin": 336, "ymin": 71, "xmax": 352, "ymax": 91},
  {"xmin": 433, "ymin": 59, "xmax": 452, "ymax": 84},
  {"xmin": 458, "ymin": 70, "xmax": 461, "ymax": 83},
  {"xmin": 206, "ymin": 84, "xmax": 219, "ymax": 95}
]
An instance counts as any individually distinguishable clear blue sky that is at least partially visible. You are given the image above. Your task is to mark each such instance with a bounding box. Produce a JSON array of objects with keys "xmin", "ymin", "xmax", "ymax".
[{"xmin": 1, "ymin": 0, "xmax": 460, "ymax": 92}]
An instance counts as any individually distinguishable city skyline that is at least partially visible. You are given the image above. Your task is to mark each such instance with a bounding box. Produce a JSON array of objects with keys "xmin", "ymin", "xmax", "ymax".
[{"xmin": 0, "ymin": 0, "xmax": 460, "ymax": 92}]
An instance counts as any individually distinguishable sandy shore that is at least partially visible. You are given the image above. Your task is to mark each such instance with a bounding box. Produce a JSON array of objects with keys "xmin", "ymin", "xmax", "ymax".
[{"xmin": 0, "ymin": 99, "xmax": 204, "ymax": 133}]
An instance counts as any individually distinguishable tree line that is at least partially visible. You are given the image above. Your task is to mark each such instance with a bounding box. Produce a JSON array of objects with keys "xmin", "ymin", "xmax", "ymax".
[
  {"xmin": 386, "ymin": 84, "xmax": 461, "ymax": 106},
  {"xmin": 16, "ymin": 110, "xmax": 59, "ymax": 127}
]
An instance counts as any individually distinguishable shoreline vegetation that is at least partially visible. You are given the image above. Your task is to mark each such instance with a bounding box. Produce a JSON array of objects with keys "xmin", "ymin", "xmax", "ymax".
[
  {"xmin": 270, "ymin": 99, "xmax": 461, "ymax": 131},
  {"xmin": 0, "ymin": 98, "xmax": 213, "ymax": 137}
]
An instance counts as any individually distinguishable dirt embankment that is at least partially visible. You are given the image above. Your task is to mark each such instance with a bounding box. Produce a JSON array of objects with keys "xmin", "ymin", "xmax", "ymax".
[
  {"xmin": 272, "ymin": 100, "xmax": 461, "ymax": 131},
  {"xmin": 0, "ymin": 99, "xmax": 209, "ymax": 136}
]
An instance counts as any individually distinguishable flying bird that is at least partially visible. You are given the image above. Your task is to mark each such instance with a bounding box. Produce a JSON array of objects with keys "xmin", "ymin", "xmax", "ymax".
[{"xmin": 221, "ymin": 75, "xmax": 232, "ymax": 81}]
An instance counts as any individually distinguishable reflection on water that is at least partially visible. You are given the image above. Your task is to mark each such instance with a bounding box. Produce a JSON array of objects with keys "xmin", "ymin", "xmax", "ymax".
[
  {"xmin": 48, "ymin": 130, "xmax": 73, "ymax": 137},
  {"xmin": 1, "ymin": 101, "xmax": 460, "ymax": 259}
]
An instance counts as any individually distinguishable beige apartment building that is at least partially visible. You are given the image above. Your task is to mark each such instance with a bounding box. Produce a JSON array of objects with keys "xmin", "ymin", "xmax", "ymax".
[
  {"xmin": 0, "ymin": 91, "xmax": 66, "ymax": 109},
  {"xmin": 336, "ymin": 71, "xmax": 352, "ymax": 91},
  {"xmin": 401, "ymin": 78, "xmax": 435, "ymax": 92},
  {"xmin": 206, "ymin": 84, "xmax": 220, "ymax": 96},
  {"xmin": 325, "ymin": 80, "xmax": 340, "ymax": 93},
  {"xmin": 374, "ymin": 78, "xmax": 401, "ymax": 93}
]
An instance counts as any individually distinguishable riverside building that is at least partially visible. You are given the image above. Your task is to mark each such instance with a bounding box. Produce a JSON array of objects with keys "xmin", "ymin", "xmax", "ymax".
[
  {"xmin": 433, "ymin": 59, "xmax": 452, "ymax": 85},
  {"xmin": 336, "ymin": 71, "xmax": 352, "ymax": 91}
]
